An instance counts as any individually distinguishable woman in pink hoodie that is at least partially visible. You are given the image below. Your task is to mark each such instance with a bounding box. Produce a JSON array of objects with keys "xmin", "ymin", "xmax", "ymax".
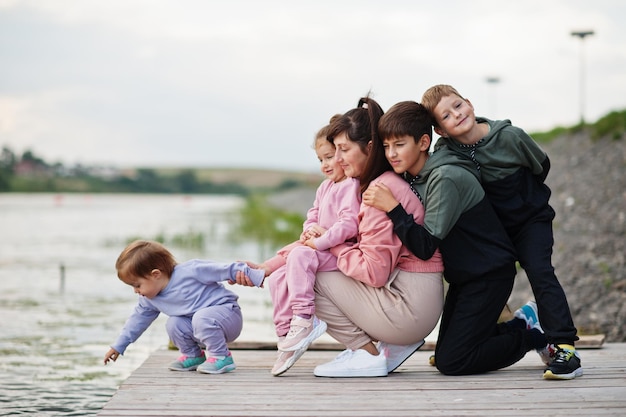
[{"xmin": 312, "ymin": 97, "xmax": 444, "ymax": 378}]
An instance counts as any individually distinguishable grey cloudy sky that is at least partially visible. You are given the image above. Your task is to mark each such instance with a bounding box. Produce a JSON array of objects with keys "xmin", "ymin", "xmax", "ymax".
[{"xmin": 1, "ymin": 0, "xmax": 624, "ymax": 172}]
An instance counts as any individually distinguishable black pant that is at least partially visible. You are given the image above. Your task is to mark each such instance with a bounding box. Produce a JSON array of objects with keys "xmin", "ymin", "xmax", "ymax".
[
  {"xmin": 513, "ymin": 218, "xmax": 578, "ymax": 345},
  {"xmin": 435, "ymin": 265, "xmax": 533, "ymax": 376}
]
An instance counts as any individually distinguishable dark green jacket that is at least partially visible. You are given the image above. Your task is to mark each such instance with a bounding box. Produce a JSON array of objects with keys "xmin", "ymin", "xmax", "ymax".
[{"xmin": 387, "ymin": 149, "xmax": 515, "ymax": 284}]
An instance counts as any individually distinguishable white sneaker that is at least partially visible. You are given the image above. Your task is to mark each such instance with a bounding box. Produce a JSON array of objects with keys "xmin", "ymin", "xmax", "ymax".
[
  {"xmin": 313, "ymin": 349, "xmax": 388, "ymax": 378},
  {"xmin": 277, "ymin": 315, "xmax": 327, "ymax": 352},
  {"xmin": 378, "ymin": 339, "xmax": 425, "ymax": 372}
]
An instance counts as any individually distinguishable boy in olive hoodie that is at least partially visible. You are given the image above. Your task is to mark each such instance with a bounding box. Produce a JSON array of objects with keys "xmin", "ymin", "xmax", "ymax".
[
  {"xmin": 363, "ymin": 101, "xmax": 546, "ymax": 376},
  {"xmin": 421, "ymin": 84, "xmax": 581, "ymax": 380}
]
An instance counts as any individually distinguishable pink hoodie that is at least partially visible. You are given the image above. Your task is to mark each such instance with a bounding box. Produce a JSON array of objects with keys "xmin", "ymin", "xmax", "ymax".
[
  {"xmin": 264, "ymin": 177, "xmax": 360, "ymax": 273},
  {"xmin": 331, "ymin": 171, "xmax": 444, "ymax": 288}
]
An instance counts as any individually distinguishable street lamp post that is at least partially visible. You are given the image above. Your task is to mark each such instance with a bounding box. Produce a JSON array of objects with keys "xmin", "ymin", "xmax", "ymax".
[
  {"xmin": 571, "ymin": 30, "xmax": 594, "ymax": 125},
  {"xmin": 486, "ymin": 76, "xmax": 500, "ymax": 116}
]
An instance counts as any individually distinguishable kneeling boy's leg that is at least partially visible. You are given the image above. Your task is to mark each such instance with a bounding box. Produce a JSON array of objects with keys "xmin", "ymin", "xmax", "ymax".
[{"xmin": 436, "ymin": 271, "xmax": 528, "ymax": 375}]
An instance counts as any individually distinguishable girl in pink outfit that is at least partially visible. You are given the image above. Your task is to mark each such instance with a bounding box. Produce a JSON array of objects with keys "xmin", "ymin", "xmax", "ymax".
[
  {"xmin": 242, "ymin": 118, "xmax": 360, "ymax": 376},
  {"xmin": 312, "ymin": 97, "xmax": 445, "ymax": 378}
]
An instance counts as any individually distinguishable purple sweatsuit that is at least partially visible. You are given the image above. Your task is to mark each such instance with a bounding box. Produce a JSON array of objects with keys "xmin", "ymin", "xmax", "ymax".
[{"xmin": 110, "ymin": 259, "xmax": 265, "ymax": 357}]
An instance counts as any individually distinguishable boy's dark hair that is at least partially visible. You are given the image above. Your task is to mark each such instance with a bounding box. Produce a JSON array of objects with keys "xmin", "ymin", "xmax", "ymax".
[{"xmin": 378, "ymin": 101, "xmax": 433, "ymax": 142}]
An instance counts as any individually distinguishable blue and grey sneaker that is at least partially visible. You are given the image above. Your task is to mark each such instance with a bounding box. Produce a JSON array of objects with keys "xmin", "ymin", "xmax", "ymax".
[
  {"xmin": 543, "ymin": 345, "xmax": 583, "ymax": 380},
  {"xmin": 514, "ymin": 300, "xmax": 542, "ymax": 332},
  {"xmin": 514, "ymin": 301, "xmax": 555, "ymax": 365},
  {"xmin": 168, "ymin": 354, "xmax": 206, "ymax": 371},
  {"xmin": 197, "ymin": 352, "xmax": 236, "ymax": 374}
]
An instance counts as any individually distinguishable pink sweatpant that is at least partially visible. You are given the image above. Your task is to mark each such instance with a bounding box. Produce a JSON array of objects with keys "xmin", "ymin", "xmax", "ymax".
[{"xmin": 268, "ymin": 245, "xmax": 338, "ymax": 337}]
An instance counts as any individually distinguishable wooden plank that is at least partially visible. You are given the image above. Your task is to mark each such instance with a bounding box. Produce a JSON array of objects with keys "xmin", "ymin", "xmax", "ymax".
[
  {"xmin": 228, "ymin": 333, "xmax": 605, "ymax": 351},
  {"xmin": 576, "ymin": 333, "xmax": 606, "ymax": 348},
  {"xmin": 98, "ymin": 343, "xmax": 626, "ymax": 417}
]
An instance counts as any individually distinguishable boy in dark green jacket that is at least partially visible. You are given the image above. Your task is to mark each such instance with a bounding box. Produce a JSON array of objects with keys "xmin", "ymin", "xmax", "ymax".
[
  {"xmin": 421, "ymin": 84, "xmax": 581, "ymax": 380},
  {"xmin": 364, "ymin": 101, "xmax": 546, "ymax": 376}
]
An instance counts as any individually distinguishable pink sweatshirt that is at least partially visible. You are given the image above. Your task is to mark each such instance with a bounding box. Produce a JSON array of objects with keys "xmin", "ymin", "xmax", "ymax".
[
  {"xmin": 265, "ymin": 177, "xmax": 361, "ymax": 273},
  {"xmin": 302, "ymin": 177, "xmax": 360, "ymax": 251},
  {"xmin": 331, "ymin": 171, "xmax": 444, "ymax": 288}
]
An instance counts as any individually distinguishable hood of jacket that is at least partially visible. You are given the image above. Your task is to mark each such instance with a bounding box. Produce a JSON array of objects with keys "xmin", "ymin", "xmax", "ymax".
[{"xmin": 413, "ymin": 145, "xmax": 480, "ymax": 185}]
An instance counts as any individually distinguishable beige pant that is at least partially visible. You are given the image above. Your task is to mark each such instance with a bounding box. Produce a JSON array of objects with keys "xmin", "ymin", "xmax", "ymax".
[{"xmin": 314, "ymin": 269, "xmax": 444, "ymax": 350}]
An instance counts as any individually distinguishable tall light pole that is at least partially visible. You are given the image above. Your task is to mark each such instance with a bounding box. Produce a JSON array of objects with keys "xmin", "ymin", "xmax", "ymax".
[
  {"xmin": 571, "ymin": 30, "xmax": 594, "ymax": 125},
  {"xmin": 486, "ymin": 76, "xmax": 500, "ymax": 116}
]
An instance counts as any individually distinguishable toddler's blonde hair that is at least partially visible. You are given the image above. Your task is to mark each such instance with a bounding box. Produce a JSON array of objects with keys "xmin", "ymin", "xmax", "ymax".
[{"xmin": 116, "ymin": 240, "xmax": 176, "ymax": 279}]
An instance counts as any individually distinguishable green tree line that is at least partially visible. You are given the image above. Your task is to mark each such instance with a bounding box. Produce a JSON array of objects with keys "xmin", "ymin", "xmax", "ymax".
[{"xmin": 0, "ymin": 146, "xmax": 304, "ymax": 195}]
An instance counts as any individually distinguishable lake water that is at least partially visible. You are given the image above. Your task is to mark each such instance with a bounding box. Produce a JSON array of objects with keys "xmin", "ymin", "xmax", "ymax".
[{"xmin": 0, "ymin": 193, "xmax": 284, "ymax": 416}]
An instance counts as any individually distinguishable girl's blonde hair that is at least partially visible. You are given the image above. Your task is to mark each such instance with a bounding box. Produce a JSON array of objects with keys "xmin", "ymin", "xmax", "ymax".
[
  {"xmin": 115, "ymin": 240, "xmax": 176, "ymax": 279},
  {"xmin": 312, "ymin": 114, "xmax": 342, "ymax": 149}
]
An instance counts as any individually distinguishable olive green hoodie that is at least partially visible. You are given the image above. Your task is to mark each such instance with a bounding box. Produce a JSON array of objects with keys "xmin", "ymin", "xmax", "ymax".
[
  {"xmin": 387, "ymin": 147, "xmax": 515, "ymax": 284},
  {"xmin": 434, "ymin": 117, "xmax": 553, "ymax": 233}
]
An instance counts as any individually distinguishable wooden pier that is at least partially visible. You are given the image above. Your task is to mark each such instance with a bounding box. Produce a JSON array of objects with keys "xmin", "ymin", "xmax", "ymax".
[{"xmin": 98, "ymin": 339, "xmax": 626, "ymax": 417}]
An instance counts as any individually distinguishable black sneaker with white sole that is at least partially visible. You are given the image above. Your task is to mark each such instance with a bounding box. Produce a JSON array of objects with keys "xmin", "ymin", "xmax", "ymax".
[{"xmin": 543, "ymin": 345, "xmax": 583, "ymax": 380}]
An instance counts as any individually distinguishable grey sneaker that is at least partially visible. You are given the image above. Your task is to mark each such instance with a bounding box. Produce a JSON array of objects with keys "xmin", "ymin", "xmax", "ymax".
[{"xmin": 378, "ymin": 340, "xmax": 425, "ymax": 372}]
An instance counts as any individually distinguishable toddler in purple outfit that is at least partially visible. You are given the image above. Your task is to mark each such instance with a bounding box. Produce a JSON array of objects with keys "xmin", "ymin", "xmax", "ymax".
[{"xmin": 103, "ymin": 240, "xmax": 264, "ymax": 374}]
